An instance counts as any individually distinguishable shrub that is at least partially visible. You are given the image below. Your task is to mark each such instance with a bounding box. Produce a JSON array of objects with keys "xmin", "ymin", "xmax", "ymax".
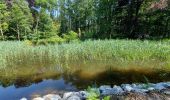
[
  {"xmin": 36, "ymin": 39, "xmax": 48, "ymax": 45},
  {"xmin": 63, "ymin": 31, "xmax": 78, "ymax": 42},
  {"xmin": 30, "ymin": 36, "xmax": 66, "ymax": 45},
  {"xmin": 24, "ymin": 40, "xmax": 33, "ymax": 46},
  {"xmin": 47, "ymin": 36, "xmax": 66, "ymax": 44},
  {"xmin": 86, "ymin": 86, "xmax": 100, "ymax": 100}
]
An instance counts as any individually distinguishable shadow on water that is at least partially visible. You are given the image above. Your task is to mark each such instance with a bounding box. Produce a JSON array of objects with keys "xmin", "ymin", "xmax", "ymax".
[{"xmin": 0, "ymin": 61, "xmax": 170, "ymax": 99}]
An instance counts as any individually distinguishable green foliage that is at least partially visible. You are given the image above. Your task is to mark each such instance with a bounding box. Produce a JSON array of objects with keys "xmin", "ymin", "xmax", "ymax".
[
  {"xmin": 30, "ymin": 35, "xmax": 66, "ymax": 45},
  {"xmin": 0, "ymin": 2, "xmax": 10, "ymax": 40},
  {"xmin": 35, "ymin": 39, "xmax": 48, "ymax": 45},
  {"xmin": 33, "ymin": 8, "xmax": 58, "ymax": 39},
  {"xmin": 47, "ymin": 36, "xmax": 66, "ymax": 44},
  {"xmin": 35, "ymin": 0, "xmax": 57, "ymax": 11},
  {"xmin": 103, "ymin": 96, "xmax": 110, "ymax": 100},
  {"xmin": 86, "ymin": 86, "xmax": 100, "ymax": 100},
  {"xmin": 8, "ymin": 0, "xmax": 33, "ymax": 40},
  {"xmin": 63, "ymin": 31, "xmax": 78, "ymax": 42},
  {"xmin": 0, "ymin": 0, "xmax": 170, "ymax": 40}
]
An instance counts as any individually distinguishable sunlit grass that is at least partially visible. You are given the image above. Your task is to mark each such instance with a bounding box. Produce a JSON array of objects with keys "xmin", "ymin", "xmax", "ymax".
[{"xmin": 0, "ymin": 40, "xmax": 170, "ymax": 69}]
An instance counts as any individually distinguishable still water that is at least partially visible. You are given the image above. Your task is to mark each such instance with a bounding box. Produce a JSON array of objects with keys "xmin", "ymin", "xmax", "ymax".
[{"xmin": 0, "ymin": 61, "xmax": 170, "ymax": 100}]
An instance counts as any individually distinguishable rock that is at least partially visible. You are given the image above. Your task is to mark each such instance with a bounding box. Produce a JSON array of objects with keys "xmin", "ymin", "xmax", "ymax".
[
  {"xmin": 79, "ymin": 91, "xmax": 88, "ymax": 99},
  {"xmin": 99, "ymin": 85, "xmax": 124, "ymax": 95},
  {"xmin": 32, "ymin": 97, "xmax": 44, "ymax": 100},
  {"xmin": 163, "ymin": 90, "xmax": 170, "ymax": 95},
  {"xmin": 112, "ymin": 86, "xmax": 124, "ymax": 95},
  {"xmin": 131, "ymin": 84, "xmax": 149, "ymax": 93},
  {"xmin": 158, "ymin": 82, "xmax": 170, "ymax": 88},
  {"xmin": 164, "ymin": 82, "xmax": 170, "ymax": 88},
  {"xmin": 154, "ymin": 83, "xmax": 166, "ymax": 91},
  {"xmin": 132, "ymin": 84, "xmax": 145, "ymax": 89},
  {"xmin": 133, "ymin": 88, "xmax": 149, "ymax": 93},
  {"xmin": 43, "ymin": 94, "xmax": 61, "ymax": 100},
  {"xmin": 147, "ymin": 87, "xmax": 155, "ymax": 91},
  {"xmin": 99, "ymin": 85, "xmax": 111, "ymax": 94},
  {"xmin": 121, "ymin": 84, "xmax": 133, "ymax": 92},
  {"xmin": 63, "ymin": 92, "xmax": 82, "ymax": 100},
  {"xmin": 67, "ymin": 95, "xmax": 81, "ymax": 100},
  {"xmin": 20, "ymin": 98, "xmax": 27, "ymax": 100}
]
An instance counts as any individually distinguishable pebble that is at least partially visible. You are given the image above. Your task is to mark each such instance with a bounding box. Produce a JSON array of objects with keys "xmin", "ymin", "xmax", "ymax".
[
  {"xmin": 147, "ymin": 87, "xmax": 155, "ymax": 91},
  {"xmin": 154, "ymin": 83, "xmax": 166, "ymax": 91},
  {"xmin": 20, "ymin": 98, "xmax": 27, "ymax": 100},
  {"xmin": 66, "ymin": 95, "xmax": 81, "ymax": 100},
  {"xmin": 79, "ymin": 91, "xmax": 89, "ymax": 99},
  {"xmin": 63, "ymin": 92, "xmax": 82, "ymax": 100},
  {"xmin": 100, "ymin": 85, "xmax": 124, "ymax": 95},
  {"xmin": 32, "ymin": 97, "xmax": 44, "ymax": 100},
  {"xmin": 43, "ymin": 94, "xmax": 61, "ymax": 100},
  {"xmin": 121, "ymin": 84, "xmax": 133, "ymax": 92},
  {"xmin": 133, "ymin": 88, "xmax": 149, "ymax": 93},
  {"xmin": 163, "ymin": 90, "xmax": 170, "ymax": 95}
]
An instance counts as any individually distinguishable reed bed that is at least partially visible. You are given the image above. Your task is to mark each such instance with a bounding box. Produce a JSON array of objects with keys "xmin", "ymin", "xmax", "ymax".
[{"xmin": 0, "ymin": 40, "xmax": 170, "ymax": 69}]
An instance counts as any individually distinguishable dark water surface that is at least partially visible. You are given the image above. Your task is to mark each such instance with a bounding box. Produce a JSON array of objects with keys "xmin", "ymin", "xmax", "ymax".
[
  {"xmin": 0, "ymin": 61, "xmax": 170, "ymax": 100},
  {"xmin": 0, "ymin": 78, "xmax": 77, "ymax": 100}
]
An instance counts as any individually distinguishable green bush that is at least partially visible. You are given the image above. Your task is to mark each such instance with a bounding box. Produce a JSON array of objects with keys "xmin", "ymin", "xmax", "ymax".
[
  {"xmin": 36, "ymin": 39, "xmax": 48, "ymax": 45},
  {"xmin": 86, "ymin": 86, "xmax": 100, "ymax": 100},
  {"xmin": 63, "ymin": 31, "xmax": 78, "ymax": 42},
  {"xmin": 24, "ymin": 40, "xmax": 33, "ymax": 46},
  {"xmin": 47, "ymin": 36, "xmax": 66, "ymax": 44},
  {"xmin": 30, "ymin": 36, "xmax": 66, "ymax": 45}
]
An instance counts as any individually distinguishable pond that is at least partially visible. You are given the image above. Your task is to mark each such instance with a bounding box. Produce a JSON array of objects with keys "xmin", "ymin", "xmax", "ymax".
[{"xmin": 0, "ymin": 60, "xmax": 170, "ymax": 100}]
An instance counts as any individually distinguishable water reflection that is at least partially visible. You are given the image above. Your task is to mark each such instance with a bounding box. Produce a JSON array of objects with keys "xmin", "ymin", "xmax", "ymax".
[
  {"xmin": 0, "ymin": 61, "xmax": 170, "ymax": 100},
  {"xmin": 0, "ymin": 78, "xmax": 77, "ymax": 100}
]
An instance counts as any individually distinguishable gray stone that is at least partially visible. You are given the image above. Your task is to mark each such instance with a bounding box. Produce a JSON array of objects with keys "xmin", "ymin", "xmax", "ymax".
[
  {"xmin": 158, "ymin": 82, "xmax": 170, "ymax": 88},
  {"xmin": 99, "ymin": 86, "xmax": 111, "ymax": 91},
  {"xmin": 79, "ymin": 91, "xmax": 89, "ymax": 99},
  {"xmin": 20, "ymin": 98, "xmax": 27, "ymax": 100},
  {"xmin": 100, "ymin": 85, "xmax": 124, "ymax": 95},
  {"xmin": 147, "ymin": 87, "xmax": 155, "ymax": 91},
  {"xmin": 132, "ymin": 84, "xmax": 145, "ymax": 89},
  {"xmin": 43, "ymin": 94, "xmax": 61, "ymax": 100},
  {"xmin": 67, "ymin": 95, "xmax": 81, "ymax": 100},
  {"xmin": 163, "ymin": 90, "xmax": 170, "ymax": 95},
  {"xmin": 121, "ymin": 84, "xmax": 133, "ymax": 92},
  {"xmin": 154, "ymin": 83, "xmax": 166, "ymax": 91},
  {"xmin": 99, "ymin": 85, "xmax": 111, "ymax": 93},
  {"xmin": 131, "ymin": 84, "xmax": 149, "ymax": 93},
  {"xmin": 165, "ymin": 82, "xmax": 170, "ymax": 87},
  {"xmin": 32, "ymin": 97, "xmax": 44, "ymax": 100},
  {"xmin": 63, "ymin": 92, "xmax": 82, "ymax": 100},
  {"xmin": 133, "ymin": 88, "xmax": 149, "ymax": 93},
  {"xmin": 112, "ymin": 86, "xmax": 124, "ymax": 95}
]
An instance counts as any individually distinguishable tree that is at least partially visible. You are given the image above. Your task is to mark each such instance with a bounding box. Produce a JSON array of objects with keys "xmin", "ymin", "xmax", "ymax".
[
  {"xmin": 33, "ymin": 8, "xmax": 58, "ymax": 39},
  {"xmin": 58, "ymin": 0, "xmax": 96, "ymax": 38},
  {"xmin": 0, "ymin": 2, "xmax": 10, "ymax": 40},
  {"xmin": 8, "ymin": 0, "xmax": 33, "ymax": 40}
]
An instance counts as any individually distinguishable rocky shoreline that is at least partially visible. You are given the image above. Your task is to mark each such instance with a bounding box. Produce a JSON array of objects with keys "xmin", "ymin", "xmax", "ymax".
[{"xmin": 21, "ymin": 82, "xmax": 170, "ymax": 100}]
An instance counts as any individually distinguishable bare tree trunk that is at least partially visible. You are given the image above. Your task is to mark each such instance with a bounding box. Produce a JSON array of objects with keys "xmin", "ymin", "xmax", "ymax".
[
  {"xmin": 0, "ymin": 28, "xmax": 4, "ymax": 40},
  {"xmin": 0, "ymin": 21, "xmax": 4, "ymax": 40},
  {"xmin": 17, "ymin": 24, "xmax": 20, "ymax": 41}
]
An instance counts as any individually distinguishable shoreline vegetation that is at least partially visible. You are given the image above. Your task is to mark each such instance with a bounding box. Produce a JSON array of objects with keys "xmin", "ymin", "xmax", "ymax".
[{"xmin": 0, "ymin": 39, "xmax": 170, "ymax": 70}]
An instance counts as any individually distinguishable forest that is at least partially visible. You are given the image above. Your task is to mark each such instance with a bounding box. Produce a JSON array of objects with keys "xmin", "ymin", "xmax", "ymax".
[{"xmin": 0, "ymin": 0, "xmax": 169, "ymax": 42}]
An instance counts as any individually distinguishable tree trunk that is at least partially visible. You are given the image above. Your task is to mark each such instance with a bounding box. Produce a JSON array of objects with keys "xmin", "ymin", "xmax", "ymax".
[
  {"xmin": 17, "ymin": 24, "xmax": 20, "ymax": 41},
  {"xmin": 0, "ymin": 28, "xmax": 4, "ymax": 40},
  {"xmin": 0, "ymin": 21, "xmax": 4, "ymax": 40}
]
